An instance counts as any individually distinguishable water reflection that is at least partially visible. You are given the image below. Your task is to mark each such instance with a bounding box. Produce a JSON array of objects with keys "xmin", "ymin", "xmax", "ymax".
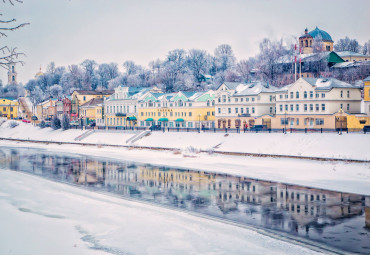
[{"xmin": 0, "ymin": 147, "xmax": 369, "ymax": 254}]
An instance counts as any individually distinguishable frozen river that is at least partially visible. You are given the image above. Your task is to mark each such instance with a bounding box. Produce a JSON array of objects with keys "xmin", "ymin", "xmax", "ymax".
[{"xmin": 0, "ymin": 146, "xmax": 369, "ymax": 254}]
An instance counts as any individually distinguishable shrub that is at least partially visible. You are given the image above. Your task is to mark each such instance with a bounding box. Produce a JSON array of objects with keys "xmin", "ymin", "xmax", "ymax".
[
  {"xmin": 40, "ymin": 120, "xmax": 46, "ymax": 129},
  {"xmin": 51, "ymin": 115, "xmax": 61, "ymax": 130},
  {"xmin": 61, "ymin": 114, "xmax": 70, "ymax": 130},
  {"xmin": 8, "ymin": 121, "xmax": 19, "ymax": 128}
]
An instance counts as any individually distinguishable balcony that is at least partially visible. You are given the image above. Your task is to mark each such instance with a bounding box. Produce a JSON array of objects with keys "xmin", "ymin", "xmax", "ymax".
[
  {"xmin": 115, "ymin": 113, "xmax": 127, "ymax": 117},
  {"xmin": 238, "ymin": 114, "xmax": 251, "ymax": 117}
]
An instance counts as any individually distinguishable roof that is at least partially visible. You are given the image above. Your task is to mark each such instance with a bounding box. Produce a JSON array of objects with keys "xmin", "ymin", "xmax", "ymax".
[
  {"xmin": 80, "ymin": 98, "xmax": 104, "ymax": 108},
  {"xmin": 73, "ymin": 90, "xmax": 114, "ymax": 96},
  {"xmin": 299, "ymin": 27, "xmax": 333, "ymax": 42},
  {"xmin": 0, "ymin": 97, "xmax": 16, "ymax": 101},
  {"xmin": 364, "ymin": 76, "xmax": 370, "ymax": 82},
  {"xmin": 223, "ymin": 82, "xmax": 242, "ymax": 90},
  {"xmin": 332, "ymin": 60, "xmax": 370, "ymax": 69},
  {"xmin": 234, "ymin": 81, "xmax": 278, "ymax": 96},
  {"xmin": 336, "ymin": 51, "xmax": 369, "ymax": 57},
  {"xmin": 303, "ymin": 77, "xmax": 358, "ymax": 91}
]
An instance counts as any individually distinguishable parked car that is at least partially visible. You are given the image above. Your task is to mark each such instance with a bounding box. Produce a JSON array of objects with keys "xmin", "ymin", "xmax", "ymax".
[
  {"xmin": 31, "ymin": 116, "xmax": 38, "ymax": 121},
  {"xmin": 22, "ymin": 119, "xmax": 31, "ymax": 123},
  {"xmin": 250, "ymin": 125, "xmax": 268, "ymax": 131},
  {"xmin": 14, "ymin": 117, "xmax": 23, "ymax": 120},
  {"xmin": 363, "ymin": 125, "xmax": 370, "ymax": 133}
]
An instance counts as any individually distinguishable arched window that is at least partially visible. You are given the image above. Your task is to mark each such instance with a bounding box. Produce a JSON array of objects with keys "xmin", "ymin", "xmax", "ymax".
[
  {"xmin": 207, "ymin": 100, "xmax": 210, "ymax": 107},
  {"xmin": 296, "ymin": 91, "xmax": 299, "ymax": 99},
  {"xmin": 305, "ymin": 40, "xmax": 308, "ymax": 47},
  {"xmin": 212, "ymin": 100, "xmax": 215, "ymax": 106},
  {"xmin": 178, "ymin": 100, "xmax": 183, "ymax": 107},
  {"xmin": 148, "ymin": 100, "xmax": 153, "ymax": 107},
  {"xmin": 304, "ymin": 91, "xmax": 307, "ymax": 99}
]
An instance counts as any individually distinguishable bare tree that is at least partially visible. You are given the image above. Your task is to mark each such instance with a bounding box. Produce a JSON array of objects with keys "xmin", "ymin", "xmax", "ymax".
[{"xmin": 0, "ymin": 0, "xmax": 29, "ymax": 70}]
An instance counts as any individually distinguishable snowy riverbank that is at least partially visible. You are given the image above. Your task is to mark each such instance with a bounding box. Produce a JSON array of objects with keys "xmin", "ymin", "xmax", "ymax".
[
  {"xmin": 0, "ymin": 170, "xmax": 322, "ymax": 255},
  {"xmin": 1, "ymin": 120, "xmax": 370, "ymax": 160}
]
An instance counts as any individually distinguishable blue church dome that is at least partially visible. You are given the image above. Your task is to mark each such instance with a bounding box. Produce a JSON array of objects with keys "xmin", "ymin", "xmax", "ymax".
[{"xmin": 308, "ymin": 27, "xmax": 333, "ymax": 42}]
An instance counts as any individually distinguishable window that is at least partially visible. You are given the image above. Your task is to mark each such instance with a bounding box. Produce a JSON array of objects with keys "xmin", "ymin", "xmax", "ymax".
[
  {"xmin": 270, "ymin": 107, "xmax": 273, "ymax": 113},
  {"xmin": 240, "ymin": 98, "xmax": 244, "ymax": 102},
  {"xmin": 235, "ymin": 108, "xmax": 238, "ymax": 114},
  {"xmin": 321, "ymin": 93, "xmax": 325, "ymax": 98},
  {"xmin": 158, "ymin": 112, "xmax": 161, "ymax": 117},
  {"xmin": 235, "ymin": 98, "xmax": 238, "ymax": 103},
  {"xmin": 340, "ymin": 103, "xmax": 343, "ymax": 109},
  {"xmin": 347, "ymin": 91, "xmax": 350, "ymax": 98},
  {"xmin": 222, "ymin": 95, "xmax": 226, "ymax": 102},
  {"xmin": 207, "ymin": 111, "xmax": 210, "ymax": 116},
  {"xmin": 83, "ymin": 96, "xmax": 86, "ymax": 101},
  {"xmin": 228, "ymin": 108, "xmax": 231, "ymax": 114},
  {"xmin": 252, "ymin": 98, "xmax": 255, "ymax": 102},
  {"xmin": 316, "ymin": 93, "xmax": 319, "ymax": 98},
  {"xmin": 279, "ymin": 95, "xmax": 283, "ymax": 99},
  {"xmin": 252, "ymin": 107, "xmax": 255, "ymax": 113},
  {"xmin": 280, "ymin": 105, "xmax": 283, "ymax": 112},
  {"xmin": 270, "ymin": 95, "xmax": 273, "ymax": 102},
  {"xmin": 340, "ymin": 90, "xmax": 343, "ymax": 98},
  {"xmin": 304, "ymin": 91, "xmax": 307, "ymax": 99},
  {"xmin": 310, "ymin": 91, "xmax": 313, "ymax": 98},
  {"xmin": 218, "ymin": 98, "xmax": 221, "ymax": 103},
  {"xmin": 241, "ymin": 108, "xmax": 244, "ymax": 113},
  {"xmin": 315, "ymin": 118, "xmax": 324, "ymax": 125},
  {"xmin": 309, "ymin": 104, "xmax": 313, "ymax": 111},
  {"xmin": 315, "ymin": 104, "xmax": 319, "ymax": 111},
  {"xmin": 228, "ymin": 97, "xmax": 231, "ymax": 102},
  {"xmin": 290, "ymin": 104, "xmax": 293, "ymax": 111},
  {"xmin": 285, "ymin": 104, "xmax": 288, "ymax": 111},
  {"xmin": 280, "ymin": 118, "xmax": 288, "ymax": 125},
  {"xmin": 290, "ymin": 92, "xmax": 293, "ymax": 99},
  {"xmin": 218, "ymin": 108, "xmax": 221, "ymax": 114},
  {"xmin": 296, "ymin": 104, "xmax": 299, "ymax": 111},
  {"xmin": 285, "ymin": 94, "xmax": 288, "ymax": 99},
  {"xmin": 189, "ymin": 112, "xmax": 192, "ymax": 117},
  {"xmin": 207, "ymin": 101, "xmax": 210, "ymax": 107},
  {"xmin": 347, "ymin": 104, "xmax": 350, "ymax": 111},
  {"xmin": 304, "ymin": 104, "xmax": 307, "ymax": 111},
  {"xmin": 296, "ymin": 118, "xmax": 299, "ymax": 125},
  {"xmin": 296, "ymin": 91, "xmax": 299, "ymax": 98},
  {"xmin": 246, "ymin": 108, "xmax": 249, "ymax": 113}
]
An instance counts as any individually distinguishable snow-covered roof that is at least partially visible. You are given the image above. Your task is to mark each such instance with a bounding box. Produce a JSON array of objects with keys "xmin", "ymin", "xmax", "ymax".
[
  {"xmin": 80, "ymin": 98, "xmax": 103, "ymax": 108},
  {"xmin": 364, "ymin": 76, "xmax": 370, "ymax": 82},
  {"xmin": 234, "ymin": 81, "xmax": 278, "ymax": 96},
  {"xmin": 279, "ymin": 77, "xmax": 359, "ymax": 92},
  {"xmin": 336, "ymin": 51, "xmax": 369, "ymax": 57}
]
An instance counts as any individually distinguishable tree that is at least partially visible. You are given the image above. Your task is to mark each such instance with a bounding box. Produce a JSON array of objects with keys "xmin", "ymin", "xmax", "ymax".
[
  {"xmin": 362, "ymin": 40, "xmax": 370, "ymax": 55},
  {"xmin": 0, "ymin": 0, "xmax": 29, "ymax": 70},
  {"xmin": 187, "ymin": 49, "xmax": 209, "ymax": 86},
  {"xmin": 51, "ymin": 115, "xmax": 61, "ymax": 130},
  {"xmin": 334, "ymin": 37, "xmax": 361, "ymax": 53},
  {"xmin": 214, "ymin": 44, "xmax": 235, "ymax": 72},
  {"xmin": 48, "ymin": 84, "xmax": 63, "ymax": 98},
  {"xmin": 80, "ymin": 59, "xmax": 98, "ymax": 89},
  {"xmin": 61, "ymin": 114, "xmax": 70, "ymax": 130},
  {"xmin": 97, "ymin": 63, "xmax": 119, "ymax": 89},
  {"xmin": 312, "ymin": 35, "xmax": 325, "ymax": 53}
]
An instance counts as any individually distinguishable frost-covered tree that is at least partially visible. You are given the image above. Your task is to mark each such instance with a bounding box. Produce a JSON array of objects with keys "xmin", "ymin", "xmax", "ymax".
[
  {"xmin": 51, "ymin": 115, "xmax": 61, "ymax": 130},
  {"xmin": 97, "ymin": 63, "xmax": 119, "ymax": 89},
  {"xmin": 0, "ymin": 0, "xmax": 29, "ymax": 70},
  {"xmin": 362, "ymin": 40, "xmax": 370, "ymax": 55},
  {"xmin": 80, "ymin": 59, "xmax": 98, "ymax": 90},
  {"xmin": 334, "ymin": 37, "xmax": 361, "ymax": 53},
  {"xmin": 214, "ymin": 44, "xmax": 235, "ymax": 72},
  {"xmin": 48, "ymin": 84, "xmax": 63, "ymax": 98},
  {"xmin": 187, "ymin": 49, "xmax": 209, "ymax": 86},
  {"xmin": 312, "ymin": 35, "xmax": 325, "ymax": 53},
  {"xmin": 61, "ymin": 114, "xmax": 70, "ymax": 130}
]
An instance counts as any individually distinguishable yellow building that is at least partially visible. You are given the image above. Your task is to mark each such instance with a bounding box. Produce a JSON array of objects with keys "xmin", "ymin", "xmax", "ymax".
[
  {"xmin": 364, "ymin": 76, "xmax": 370, "ymax": 115},
  {"xmin": 138, "ymin": 90, "xmax": 216, "ymax": 128},
  {"xmin": 299, "ymin": 27, "xmax": 334, "ymax": 54},
  {"xmin": 79, "ymin": 98, "xmax": 103, "ymax": 125},
  {"xmin": 71, "ymin": 90, "xmax": 113, "ymax": 120},
  {"xmin": 0, "ymin": 97, "xmax": 18, "ymax": 119},
  {"xmin": 336, "ymin": 51, "xmax": 370, "ymax": 62}
]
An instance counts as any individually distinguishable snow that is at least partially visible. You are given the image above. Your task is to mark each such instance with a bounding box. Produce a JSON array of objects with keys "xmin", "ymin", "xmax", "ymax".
[
  {"xmin": 1, "ymin": 120, "xmax": 369, "ymax": 160},
  {"xmin": 0, "ymin": 170, "xmax": 321, "ymax": 255}
]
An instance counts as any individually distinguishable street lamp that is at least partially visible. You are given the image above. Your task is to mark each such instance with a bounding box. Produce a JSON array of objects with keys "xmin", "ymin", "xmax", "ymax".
[
  {"xmin": 198, "ymin": 114, "xmax": 201, "ymax": 132},
  {"xmin": 339, "ymin": 108, "xmax": 343, "ymax": 135},
  {"xmin": 284, "ymin": 111, "xmax": 287, "ymax": 134}
]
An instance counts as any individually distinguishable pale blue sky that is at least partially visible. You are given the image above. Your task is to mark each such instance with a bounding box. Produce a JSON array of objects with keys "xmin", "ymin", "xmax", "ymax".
[{"xmin": 2, "ymin": 0, "xmax": 370, "ymax": 84}]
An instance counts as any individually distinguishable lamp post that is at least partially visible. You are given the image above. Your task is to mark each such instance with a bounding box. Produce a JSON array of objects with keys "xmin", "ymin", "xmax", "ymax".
[
  {"xmin": 284, "ymin": 111, "xmax": 287, "ymax": 134},
  {"xmin": 198, "ymin": 114, "xmax": 201, "ymax": 132},
  {"xmin": 339, "ymin": 108, "xmax": 343, "ymax": 135}
]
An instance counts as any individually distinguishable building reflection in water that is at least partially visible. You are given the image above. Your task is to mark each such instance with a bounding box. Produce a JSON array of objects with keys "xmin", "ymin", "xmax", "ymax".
[{"xmin": 0, "ymin": 147, "xmax": 369, "ymax": 254}]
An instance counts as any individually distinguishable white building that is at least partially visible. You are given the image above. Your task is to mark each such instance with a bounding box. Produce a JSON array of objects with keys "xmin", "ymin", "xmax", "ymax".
[{"xmin": 215, "ymin": 81, "xmax": 277, "ymax": 128}]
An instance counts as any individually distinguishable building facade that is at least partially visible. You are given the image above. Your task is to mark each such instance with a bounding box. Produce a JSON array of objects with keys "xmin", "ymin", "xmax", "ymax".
[
  {"xmin": 273, "ymin": 78, "xmax": 362, "ymax": 129},
  {"xmin": 0, "ymin": 98, "xmax": 18, "ymax": 119},
  {"xmin": 215, "ymin": 82, "xmax": 277, "ymax": 128},
  {"xmin": 138, "ymin": 90, "xmax": 216, "ymax": 129}
]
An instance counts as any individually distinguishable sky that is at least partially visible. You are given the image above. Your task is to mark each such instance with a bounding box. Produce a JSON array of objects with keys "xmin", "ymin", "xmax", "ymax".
[{"xmin": 1, "ymin": 0, "xmax": 369, "ymax": 84}]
